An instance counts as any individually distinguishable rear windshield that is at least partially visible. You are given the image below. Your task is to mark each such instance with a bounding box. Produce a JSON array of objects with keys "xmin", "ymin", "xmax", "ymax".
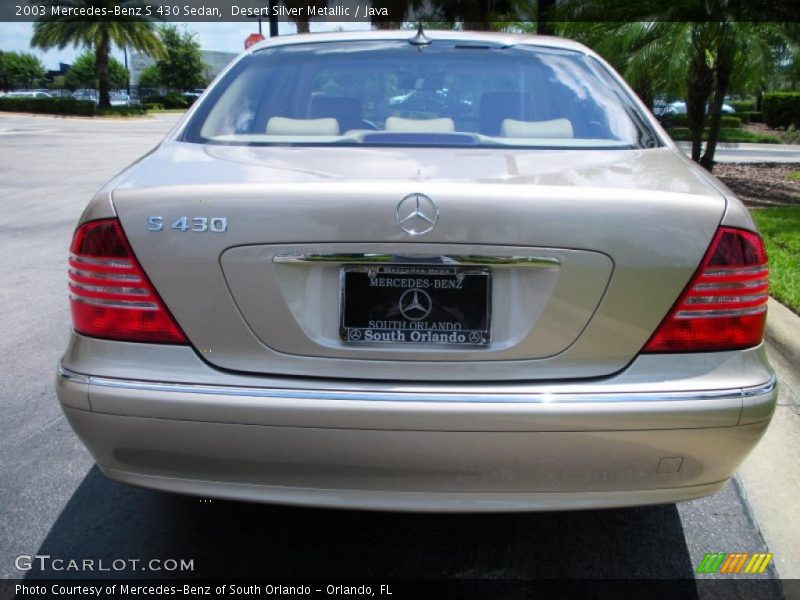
[{"xmin": 182, "ymin": 39, "xmax": 660, "ymax": 150}]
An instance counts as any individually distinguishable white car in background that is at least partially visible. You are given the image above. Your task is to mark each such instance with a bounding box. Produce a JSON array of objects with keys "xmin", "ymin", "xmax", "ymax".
[
  {"xmin": 110, "ymin": 92, "xmax": 132, "ymax": 106},
  {"xmin": 6, "ymin": 90, "xmax": 52, "ymax": 99},
  {"xmin": 666, "ymin": 100, "xmax": 736, "ymax": 115}
]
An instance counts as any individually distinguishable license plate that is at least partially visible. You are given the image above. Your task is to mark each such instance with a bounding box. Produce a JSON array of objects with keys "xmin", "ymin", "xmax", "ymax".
[{"xmin": 340, "ymin": 265, "xmax": 491, "ymax": 346}]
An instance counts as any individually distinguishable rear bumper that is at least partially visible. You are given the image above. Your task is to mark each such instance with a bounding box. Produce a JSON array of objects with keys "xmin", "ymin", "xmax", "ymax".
[{"xmin": 56, "ymin": 363, "xmax": 777, "ymax": 511}]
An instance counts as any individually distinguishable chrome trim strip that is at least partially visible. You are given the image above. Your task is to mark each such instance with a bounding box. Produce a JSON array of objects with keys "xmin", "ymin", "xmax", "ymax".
[
  {"xmin": 704, "ymin": 265, "xmax": 768, "ymax": 277},
  {"xmin": 69, "ymin": 295, "xmax": 159, "ymax": 310},
  {"xmin": 69, "ymin": 268, "xmax": 141, "ymax": 282},
  {"xmin": 273, "ymin": 253, "xmax": 560, "ymax": 269},
  {"xmin": 57, "ymin": 365, "xmax": 776, "ymax": 405},
  {"xmin": 684, "ymin": 293, "xmax": 768, "ymax": 305},
  {"xmin": 69, "ymin": 282, "xmax": 150, "ymax": 296},
  {"xmin": 69, "ymin": 254, "xmax": 133, "ymax": 268},
  {"xmin": 742, "ymin": 375, "xmax": 777, "ymax": 397},
  {"xmin": 676, "ymin": 305, "xmax": 767, "ymax": 319},
  {"xmin": 694, "ymin": 279, "xmax": 768, "ymax": 291}
]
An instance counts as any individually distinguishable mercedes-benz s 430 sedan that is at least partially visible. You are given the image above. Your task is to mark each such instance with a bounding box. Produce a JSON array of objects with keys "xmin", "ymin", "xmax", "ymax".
[{"xmin": 56, "ymin": 30, "xmax": 777, "ymax": 511}]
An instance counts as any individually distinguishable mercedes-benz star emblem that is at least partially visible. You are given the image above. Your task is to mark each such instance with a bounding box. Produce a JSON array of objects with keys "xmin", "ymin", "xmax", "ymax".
[
  {"xmin": 396, "ymin": 193, "xmax": 439, "ymax": 235},
  {"xmin": 399, "ymin": 288, "xmax": 433, "ymax": 321}
]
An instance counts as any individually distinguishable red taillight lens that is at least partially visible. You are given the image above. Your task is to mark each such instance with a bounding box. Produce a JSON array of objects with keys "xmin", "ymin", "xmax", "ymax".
[
  {"xmin": 644, "ymin": 227, "xmax": 768, "ymax": 352},
  {"xmin": 68, "ymin": 219, "xmax": 187, "ymax": 344}
]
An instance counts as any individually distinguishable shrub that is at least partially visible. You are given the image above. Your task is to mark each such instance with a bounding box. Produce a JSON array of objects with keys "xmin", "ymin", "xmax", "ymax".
[
  {"xmin": 97, "ymin": 105, "xmax": 148, "ymax": 117},
  {"xmin": 737, "ymin": 111, "xmax": 763, "ymax": 124},
  {"xmin": 664, "ymin": 113, "xmax": 687, "ymax": 127},
  {"xmin": 144, "ymin": 103, "xmax": 164, "ymax": 111},
  {"xmin": 730, "ymin": 99, "xmax": 755, "ymax": 112},
  {"xmin": 782, "ymin": 125, "xmax": 800, "ymax": 144},
  {"xmin": 718, "ymin": 115, "xmax": 742, "ymax": 128},
  {"xmin": 665, "ymin": 113, "xmax": 741, "ymax": 128},
  {"xmin": 665, "ymin": 127, "xmax": 781, "ymax": 144},
  {"xmin": 167, "ymin": 92, "xmax": 196, "ymax": 108},
  {"xmin": 0, "ymin": 96, "xmax": 96, "ymax": 115},
  {"xmin": 0, "ymin": 96, "xmax": 148, "ymax": 117},
  {"xmin": 141, "ymin": 93, "xmax": 196, "ymax": 109},
  {"xmin": 762, "ymin": 92, "xmax": 800, "ymax": 129}
]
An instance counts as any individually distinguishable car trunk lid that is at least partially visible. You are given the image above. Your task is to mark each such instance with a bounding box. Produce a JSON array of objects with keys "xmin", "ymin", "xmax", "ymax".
[{"xmin": 110, "ymin": 143, "xmax": 726, "ymax": 381}]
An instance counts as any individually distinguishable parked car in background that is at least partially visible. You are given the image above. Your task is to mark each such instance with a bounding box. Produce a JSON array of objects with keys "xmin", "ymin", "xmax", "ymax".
[
  {"xmin": 652, "ymin": 98, "xmax": 669, "ymax": 118},
  {"xmin": 48, "ymin": 89, "xmax": 74, "ymax": 98},
  {"xmin": 181, "ymin": 88, "xmax": 206, "ymax": 100},
  {"xmin": 57, "ymin": 30, "xmax": 776, "ymax": 512},
  {"xmin": 665, "ymin": 100, "xmax": 736, "ymax": 115},
  {"xmin": 72, "ymin": 89, "xmax": 98, "ymax": 104},
  {"xmin": 110, "ymin": 92, "xmax": 132, "ymax": 107},
  {"xmin": 6, "ymin": 90, "xmax": 52, "ymax": 99}
]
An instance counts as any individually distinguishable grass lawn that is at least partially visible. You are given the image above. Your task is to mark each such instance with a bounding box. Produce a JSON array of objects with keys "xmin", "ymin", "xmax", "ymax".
[
  {"xmin": 667, "ymin": 127, "xmax": 782, "ymax": 144},
  {"xmin": 149, "ymin": 108, "xmax": 188, "ymax": 114},
  {"xmin": 751, "ymin": 207, "xmax": 800, "ymax": 314}
]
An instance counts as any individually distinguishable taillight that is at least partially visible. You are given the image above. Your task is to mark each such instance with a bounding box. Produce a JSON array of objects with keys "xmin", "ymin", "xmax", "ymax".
[
  {"xmin": 68, "ymin": 219, "xmax": 187, "ymax": 344},
  {"xmin": 644, "ymin": 227, "xmax": 768, "ymax": 352}
]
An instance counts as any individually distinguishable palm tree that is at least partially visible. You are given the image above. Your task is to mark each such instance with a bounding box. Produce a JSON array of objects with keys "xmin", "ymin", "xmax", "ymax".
[
  {"xmin": 557, "ymin": 4, "xmax": 784, "ymax": 170},
  {"xmin": 283, "ymin": 0, "xmax": 327, "ymax": 33},
  {"xmin": 701, "ymin": 23, "xmax": 777, "ymax": 169},
  {"xmin": 559, "ymin": 22, "xmax": 682, "ymax": 109},
  {"xmin": 31, "ymin": 0, "xmax": 164, "ymax": 108},
  {"xmin": 373, "ymin": 0, "xmax": 512, "ymax": 31},
  {"xmin": 371, "ymin": 0, "xmax": 426, "ymax": 30}
]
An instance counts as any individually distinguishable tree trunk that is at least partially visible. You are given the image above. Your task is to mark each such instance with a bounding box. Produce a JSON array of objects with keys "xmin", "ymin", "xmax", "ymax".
[
  {"xmin": 371, "ymin": 0, "xmax": 407, "ymax": 30},
  {"xmin": 462, "ymin": 1, "xmax": 492, "ymax": 31},
  {"xmin": 633, "ymin": 81, "xmax": 654, "ymax": 111},
  {"xmin": 293, "ymin": 18, "xmax": 310, "ymax": 33},
  {"xmin": 96, "ymin": 29, "xmax": 111, "ymax": 109},
  {"xmin": 463, "ymin": 22, "xmax": 492, "ymax": 31},
  {"xmin": 686, "ymin": 28, "xmax": 713, "ymax": 163},
  {"xmin": 701, "ymin": 45, "xmax": 734, "ymax": 172},
  {"xmin": 537, "ymin": 0, "xmax": 555, "ymax": 35}
]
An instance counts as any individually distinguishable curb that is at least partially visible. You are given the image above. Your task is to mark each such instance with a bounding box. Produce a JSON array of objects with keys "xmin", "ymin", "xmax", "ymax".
[{"xmin": 766, "ymin": 298, "xmax": 800, "ymax": 364}]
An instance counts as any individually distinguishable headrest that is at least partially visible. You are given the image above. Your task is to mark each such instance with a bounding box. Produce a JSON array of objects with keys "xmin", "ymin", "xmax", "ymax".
[
  {"xmin": 384, "ymin": 116, "xmax": 455, "ymax": 133},
  {"xmin": 479, "ymin": 92, "xmax": 535, "ymax": 136},
  {"xmin": 500, "ymin": 118, "xmax": 574, "ymax": 139},
  {"xmin": 266, "ymin": 117, "xmax": 340, "ymax": 136}
]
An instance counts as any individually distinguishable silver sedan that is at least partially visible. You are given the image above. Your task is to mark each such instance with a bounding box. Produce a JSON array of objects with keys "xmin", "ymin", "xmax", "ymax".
[{"xmin": 57, "ymin": 30, "xmax": 776, "ymax": 511}]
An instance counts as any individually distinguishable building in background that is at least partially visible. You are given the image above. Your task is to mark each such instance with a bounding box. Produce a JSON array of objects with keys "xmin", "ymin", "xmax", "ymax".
[{"xmin": 130, "ymin": 50, "xmax": 237, "ymax": 88}]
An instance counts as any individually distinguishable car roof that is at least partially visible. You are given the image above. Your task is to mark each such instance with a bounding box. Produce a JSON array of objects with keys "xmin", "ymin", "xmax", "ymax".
[{"xmin": 245, "ymin": 29, "xmax": 594, "ymax": 57}]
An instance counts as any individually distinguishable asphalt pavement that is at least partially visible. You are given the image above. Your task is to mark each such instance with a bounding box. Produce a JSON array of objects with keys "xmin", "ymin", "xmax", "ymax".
[{"xmin": 0, "ymin": 113, "xmax": 793, "ymax": 598}]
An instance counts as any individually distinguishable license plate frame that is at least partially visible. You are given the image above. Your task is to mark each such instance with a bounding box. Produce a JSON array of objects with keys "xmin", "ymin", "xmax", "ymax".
[{"xmin": 340, "ymin": 264, "xmax": 491, "ymax": 346}]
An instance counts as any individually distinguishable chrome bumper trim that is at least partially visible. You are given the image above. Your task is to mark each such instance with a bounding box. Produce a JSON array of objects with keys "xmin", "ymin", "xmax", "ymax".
[
  {"xmin": 57, "ymin": 364, "xmax": 776, "ymax": 406},
  {"xmin": 272, "ymin": 252, "xmax": 560, "ymax": 269},
  {"xmin": 743, "ymin": 376, "xmax": 778, "ymax": 397}
]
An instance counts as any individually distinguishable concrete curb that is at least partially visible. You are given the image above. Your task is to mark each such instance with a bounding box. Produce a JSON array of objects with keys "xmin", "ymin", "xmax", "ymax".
[{"xmin": 766, "ymin": 298, "xmax": 800, "ymax": 365}]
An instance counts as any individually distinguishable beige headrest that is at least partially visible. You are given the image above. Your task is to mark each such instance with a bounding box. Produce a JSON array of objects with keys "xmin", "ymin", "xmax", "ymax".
[
  {"xmin": 384, "ymin": 116, "xmax": 455, "ymax": 133},
  {"xmin": 500, "ymin": 118, "xmax": 574, "ymax": 139},
  {"xmin": 266, "ymin": 117, "xmax": 340, "ymax": 136}
]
